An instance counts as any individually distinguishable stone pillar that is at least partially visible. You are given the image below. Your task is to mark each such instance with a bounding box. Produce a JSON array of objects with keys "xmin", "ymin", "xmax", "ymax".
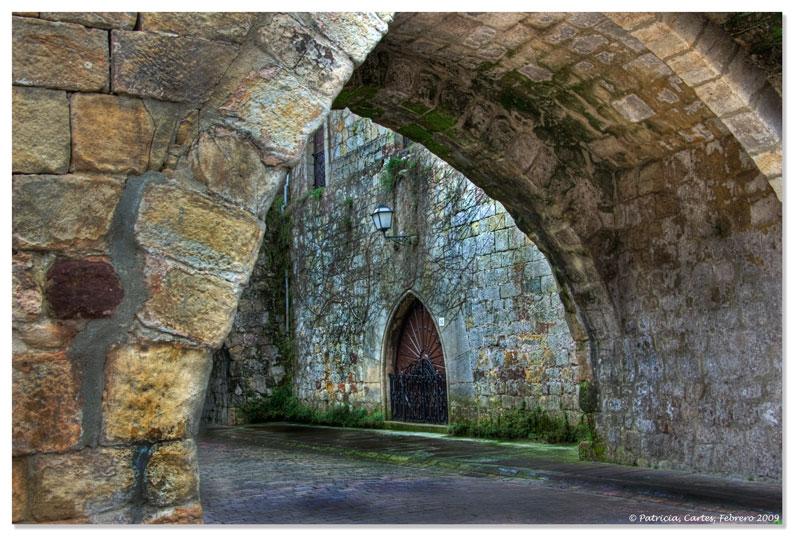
[{"xmin": 12, "ymin": 11, "xmax": 392, "ymax": 523}]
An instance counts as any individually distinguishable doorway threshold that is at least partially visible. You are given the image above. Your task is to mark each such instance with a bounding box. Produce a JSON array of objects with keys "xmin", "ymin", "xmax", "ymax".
[{"xmin": 383, "ymin": 420, "xmax": 449, "ymax": 434}]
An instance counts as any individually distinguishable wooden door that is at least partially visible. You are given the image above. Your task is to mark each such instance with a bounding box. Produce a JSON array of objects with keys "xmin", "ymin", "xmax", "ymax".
[{"xmin": 390, "ymin": 301, "xmax": 448, "ymax": 424}]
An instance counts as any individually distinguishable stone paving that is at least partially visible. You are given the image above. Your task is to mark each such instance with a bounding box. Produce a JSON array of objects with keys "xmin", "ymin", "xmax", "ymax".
[{"xmin": 197, "ymin": 424, "xmax": 781, "ymax": 524}]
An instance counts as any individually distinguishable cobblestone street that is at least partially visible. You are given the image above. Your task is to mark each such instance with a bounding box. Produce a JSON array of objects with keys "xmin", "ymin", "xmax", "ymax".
[{"xmin": 197, "ymin": 424, "xmax": 781, "ymax": 524}]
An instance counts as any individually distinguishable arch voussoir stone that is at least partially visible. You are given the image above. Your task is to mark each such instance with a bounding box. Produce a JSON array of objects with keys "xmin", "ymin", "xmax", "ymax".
[{"xmin": 607, "ymin": 12, "xmax": 783, "ymax": 199}]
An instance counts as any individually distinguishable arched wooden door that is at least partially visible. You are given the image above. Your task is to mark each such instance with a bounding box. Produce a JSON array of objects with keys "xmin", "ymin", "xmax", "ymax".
[{"xmin": 389, "ymin": 301, "xmax": 448, "ymax": 424}]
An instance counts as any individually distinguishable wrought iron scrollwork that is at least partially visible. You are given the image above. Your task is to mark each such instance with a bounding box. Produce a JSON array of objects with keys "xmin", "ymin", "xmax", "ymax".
[{"xmin": 389, "ymin": 357, "xmax": 448, "ymax": 424}]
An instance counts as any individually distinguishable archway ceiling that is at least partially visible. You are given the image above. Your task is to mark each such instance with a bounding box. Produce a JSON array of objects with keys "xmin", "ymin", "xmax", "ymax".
[{"xmin": 335, "ymin": 12, "xmax": 781, "ymax": 197}]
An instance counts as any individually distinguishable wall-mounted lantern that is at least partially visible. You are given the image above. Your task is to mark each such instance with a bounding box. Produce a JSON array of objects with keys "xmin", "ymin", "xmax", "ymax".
[{"xmin": 371, "ymin": 204, "xmax": 414, "ymax": 243}]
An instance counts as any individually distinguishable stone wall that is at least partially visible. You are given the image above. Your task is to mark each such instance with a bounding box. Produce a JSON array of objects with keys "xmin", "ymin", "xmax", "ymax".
[{"xmin": 286, "ymin": 110, "xmax": 585, "ymax": 423}]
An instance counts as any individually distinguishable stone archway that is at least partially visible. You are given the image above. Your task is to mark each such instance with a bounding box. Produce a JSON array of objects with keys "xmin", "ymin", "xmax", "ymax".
[
  {"xmin": 12, "ymin": 12, "xmax": 781, "ymax": 524},
  {"xmin": 337, "ymin": 12, "xmax": 782, "ymax": 479}
]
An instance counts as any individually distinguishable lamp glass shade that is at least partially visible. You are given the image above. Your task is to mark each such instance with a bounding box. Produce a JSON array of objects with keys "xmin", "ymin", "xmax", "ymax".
[{"xmin": 371, "ymin": 204, "xmax": 393, "ymax": 233}]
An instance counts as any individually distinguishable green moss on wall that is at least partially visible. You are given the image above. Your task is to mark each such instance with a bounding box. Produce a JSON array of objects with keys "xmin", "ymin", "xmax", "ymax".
[
  {"xmin": 421, "ymin": 108, "xmax": 457, "ymax": 132},
  {"xmin": 401, "ymin": 100, "xmax": 431, "ymax": 115}
]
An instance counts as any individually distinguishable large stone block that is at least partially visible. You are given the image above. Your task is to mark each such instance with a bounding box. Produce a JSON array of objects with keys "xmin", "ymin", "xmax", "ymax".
[
  {"xmin": 12, "ymin": 16, "xmax": 109, "ymax": 92},
  {"xmin": 45, "ymin": 258, "xmax": 124, "ymax": 319},
  {"xmin": 13, "ymin": 319, "xmax": 81, "ymax": 353},
  {"xmin": 12, "ymin": 352, "xmax": 82, "ymax": 454},
  {"xmin": 70, "ymin": 93, "xmax": 155, "ymax": 175},
  {"xmin": 306, "ymin": 12, "xmax": 389, "ymax": 66},
  {"xmin": 12, "ymin": 252, "xmax": 43, "ymax": 322},
  {"xmin": 189, "ymin": 129, "xmax": 285, "ymax": 218},
  {"xmin": 12, "ymin": 86, "xmax": 70, "ymax": 174},
  {"xmin": 139, "ymin": 12, "xmax": 256, "ymax": 43},
  {"xmin": 145, "ymin": 440, "xmax": 200, "ymax": 507},
  {"xmin": 13, "ymin": 457, "xmax": 28, "ymax": 522},
  {"xmin": 214, "ymin": 56, "xmax": 329, "ymax": 165},
  {"xmin": 28, "ymin": 447, "xmax": 136, "ymax": 522},
  {"xmin": 12, "ymin": 174, "xmax": 124, "ymax": 252},
  {"xmin": 40, "ymin": 12, "xmax": 137, "ymax": 29},
  {"xmin": 137, "ymin": 262, "xmax": 240, "ymax": 346},
  {"xmin": 255, "ymin": 14, "xmax": 354, "ymax": 98},
  {"xmin": 111, "ymin": 30, "xmax": 239, "ymax": 103},
  {"xmin": 102, "ymin": 343, "xmax": 211, "ymax": 443},
  {"xmin": 135, "ymin": 183, "xmax": 263, "ymax": 277}
]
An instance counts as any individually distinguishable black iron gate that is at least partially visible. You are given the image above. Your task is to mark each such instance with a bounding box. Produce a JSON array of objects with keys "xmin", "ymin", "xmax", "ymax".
[{"xmin": 389, "ymin": 357, "xmax": 448, "ymax": 424}]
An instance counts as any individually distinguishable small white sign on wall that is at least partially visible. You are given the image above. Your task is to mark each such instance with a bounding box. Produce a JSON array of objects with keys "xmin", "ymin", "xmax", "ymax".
[{"xmin": 438, "ymin": 317, "xmax": 445, "ymax": 327}]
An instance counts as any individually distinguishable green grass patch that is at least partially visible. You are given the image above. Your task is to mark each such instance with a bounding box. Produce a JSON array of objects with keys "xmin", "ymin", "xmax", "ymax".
[
  {"xmin": 448, "ymin": 407, "xmax": 591, "ymax": 444},
  {"xmin": 239, "ymin": 385, "xmax": 385, "ymax": 429},
  {"xmin": 309, "ymin": 186, "xmax": 324, "ymax": 201}
]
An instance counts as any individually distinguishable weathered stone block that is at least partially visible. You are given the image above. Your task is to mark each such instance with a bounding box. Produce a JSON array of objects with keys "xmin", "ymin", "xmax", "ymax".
[
  {"xmin": 28, "ymin": 447, "xmax": 136, "ymax": 522},
  {"xmin": 309, "ymin": 12, "xmax": 389, "ymax": 66},
  {"xmin": 40, "ymin": 12, "xmax": 137, "ymax": 29},
  {"xmin": 12, "ymin": 352, "xmax": 82, "ymax": 454},
  {"xmin": 13, "ymin": 457, "xmax": 28, "ymax": 522},
  {"xmin": 751, "ymin": 148, "xmax": 783, "ymax": 178},
  {"xmin": 145, "ymin": 440, "xmax": 200, "ymax": 507},
  {"xmin": 111, "ymin": 30, "xmax": 239, "ymax": 103},
  {"xmin": 46, "ymin": 258, "xmax": 124, "ymax": 319},
  {"xmin": 189, "ymin": 129, "xmax": 286, "ymax": 218},
  {"xmin": 12, "ymin": 16, "xmax": 109, "ymax": 91},
  {"xmin": 212, "ymin": 51, "xmax": 329, "ymax": 165},
  {"xmin": 255, "ymin": 14, "xmax": 355, "ymax": 98},
  {"xmin": 12, "ymin": 252, "xmax": 43, "ymax": 322},
  {"xmin": 142, "ymin": 99, "xmax": 187, "ymax": 171},
  {"xmin": 102, "ymin": 343, "xmax": 211, "ymax": 442},
  {"xmin": 13, "ymin": 319, "xmax": 80, "ymax": 353},
  {"xmin": 135, "ymin": 184, "xmax": 263, "ymax": 277},
  {"xmin": 12, "ymin": 86, "xmax": 70, "ymax": 174},
  {"xmin": 12, "ymin": 174, "xmax": 124, "ymax": 252},
  {"xmin": 693, "ymin": 77, "xmax": 746, "ymax": 116},
  {"xmin": 666, "ymin": 50, "xmax": 719, "ymax": 86},
  {"xmin": 138, "ymin": 263, "xmax": 240, "ymax": 346},
  {"xmin": 721, "ymin": 111, "xmax": 778, "ymax": 154},
  {"xmin": 631, "ymin": 22, "xmax": 690, "ymax": 59},
  {"xmin": 70, "ymin": 93, "xmax": 155, "ymax": 174},
  {"xmin": 143, "ymin": 503, "xmax": 203, "ymax": 524},
  {"xmin": 139, "ymin": 12, "xmax": 255, "ymax": 43},
  {"xmin": 611, "ymin": 94, "xmax": 656, "ymax": 123}
]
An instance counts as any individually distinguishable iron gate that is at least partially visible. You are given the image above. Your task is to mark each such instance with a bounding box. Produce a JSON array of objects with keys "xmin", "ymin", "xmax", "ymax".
[{"xmin": 389, "ymin": 357, "xmax": 448, "ymax": 424}]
